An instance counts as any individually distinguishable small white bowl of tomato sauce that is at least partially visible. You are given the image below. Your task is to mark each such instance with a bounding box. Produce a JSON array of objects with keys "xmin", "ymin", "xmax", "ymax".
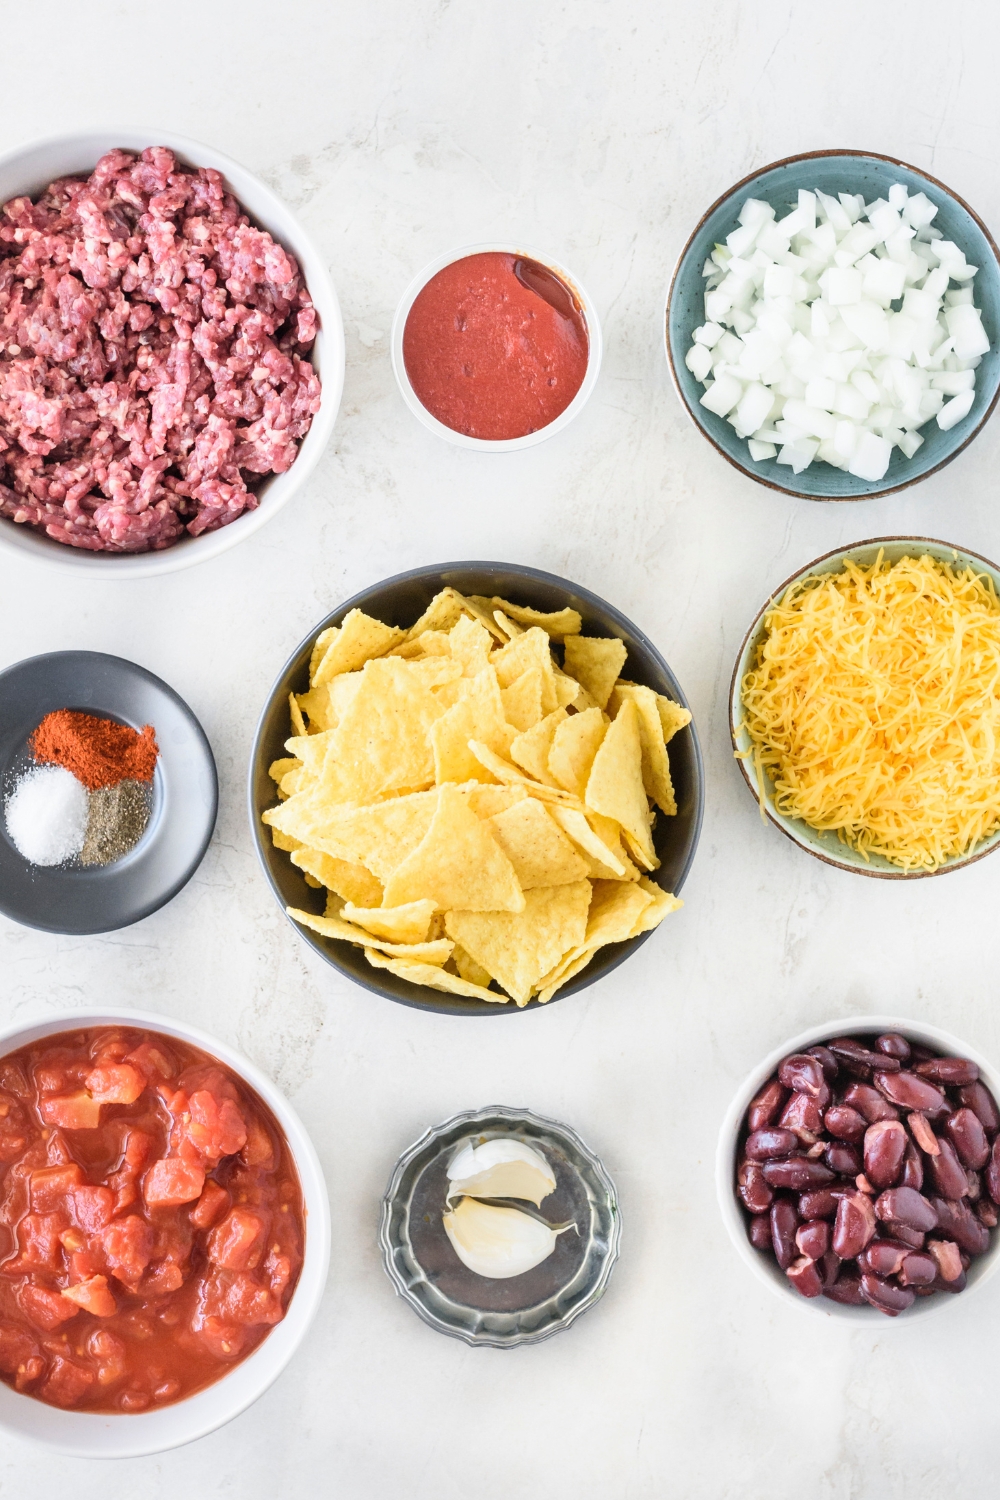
[
  {"xmin": 391, "ymin": 242, "xmax": 602, "ymax": 451},
  {"xmin": 0, "ymin": 1009, "xmax": 329, "ymax": 1457}
]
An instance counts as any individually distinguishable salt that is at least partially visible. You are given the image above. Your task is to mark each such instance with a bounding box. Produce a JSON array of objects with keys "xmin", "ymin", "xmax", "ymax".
[{"xmin": 4, "ymin": 765, "xmax": 89, "ymax": 866}]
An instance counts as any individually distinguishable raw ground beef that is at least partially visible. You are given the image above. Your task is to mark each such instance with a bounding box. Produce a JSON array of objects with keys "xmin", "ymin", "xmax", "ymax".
[{"xmin": 0, "ymin": 147, "xmax": 321, "ymax": 552}]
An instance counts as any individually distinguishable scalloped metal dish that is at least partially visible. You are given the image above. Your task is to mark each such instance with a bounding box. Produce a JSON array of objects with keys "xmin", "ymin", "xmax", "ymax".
[{"xmin": 379, "ymin": 1106, "xmax": 621, "ymax": 1348}]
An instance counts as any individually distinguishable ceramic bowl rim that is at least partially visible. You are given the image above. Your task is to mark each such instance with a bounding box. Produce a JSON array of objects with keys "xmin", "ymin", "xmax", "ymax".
[
  {"xmin": 664, "ymin": 148, "xmax": 1000, "ymax": 502},
  {"xmin": 0, "ymin": 1006, "xmax": 331, "ymax": 1457},
  {"xmin": 390, "ymin": 241, "xmax": 603, "ymax": 452},
  {"xmin": 728, "ymin": 534, "xmax": 1000, "ymax": 879},
  {"xmin": 716, "ymin": 1013, "xmax": 1000, "ymax": 1321},
  {"xmin": 0, "ymin": 126, "xmax": 345, "ymax": 577},
  {"xmin": 247, "ymin": 558, "xmax": 704, "ymax": 1014}
]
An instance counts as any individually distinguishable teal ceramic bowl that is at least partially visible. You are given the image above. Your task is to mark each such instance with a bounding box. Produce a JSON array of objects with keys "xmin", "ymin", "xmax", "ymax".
[
  {"xmin": 729, "ymin": 535, "xmax": 1000, "ymax": 877},
  {"xmin": 666, "ymin": 151, "xmax": 1000, "ymax": 500}
]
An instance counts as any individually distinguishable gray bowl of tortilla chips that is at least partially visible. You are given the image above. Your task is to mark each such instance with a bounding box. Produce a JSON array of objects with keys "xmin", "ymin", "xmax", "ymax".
[{"xmin": 248, "ymin": 562, "xmax": 704, "ymax": 1015}]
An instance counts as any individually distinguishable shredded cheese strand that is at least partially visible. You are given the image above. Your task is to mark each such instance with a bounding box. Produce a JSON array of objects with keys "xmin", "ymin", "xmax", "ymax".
[{"xmin": 739, "ymin": 552, "xmax": 1000, "ymax": 871}]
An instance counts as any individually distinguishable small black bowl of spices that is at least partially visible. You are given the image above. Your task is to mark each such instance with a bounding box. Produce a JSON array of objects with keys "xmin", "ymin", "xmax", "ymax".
[{"xmin": 0, "ymin": 651, "xmax": 217, "ymax": 934}]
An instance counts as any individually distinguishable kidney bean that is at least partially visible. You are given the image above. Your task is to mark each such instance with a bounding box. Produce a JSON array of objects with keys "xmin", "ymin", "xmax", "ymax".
[
  {"xmin": 746, "ymin": 1127, "xmax": 800, "ymax": 1161},
  {"xmin": 819, "ymin": 1249, "xmax": 841, "ymax": 1287},
  {"xmin": 931, "ymin": 1197, "xmax": 990, "ymax": 1255},
  {"xmin": 763, "ymin": 1157, "xmax": 836, "ymax": 1190},
  {"xmin": 875, "ymin": 1187, "xmax": 937, "ymax": 1232},
  {"xmin": 833, "ymin": 1191, "xmax": 877, "ymax": 1259},
  {"xmin": 987, "ymin": 1138, "xmax": 1000, "ymax": 1205},
  {"xmin": 874, "ymin": 1071, "xmax": 946, "ymax": 1113},
  {"xmin": 976, "ymin": 1198, "xmax": 998, "ymax": 1228},
  {"xmin": 825, "ymin": 1142, "xmax": 862, "ymax": 1176},
  {"xmin": 900, "ymin": 1141, "xmax": 924, "ymax": 1192},
  {"xmin": 798, "ymin": 1188, "xmax": 841, "ymax": 1220},
  {"xmin": 806, "ymin": 1045, "xmax": 839, "ymax": 1080},
  {"xmin": 860, "ymin": 1240, "xmax": 907, "ymax": 1277},
  {"xmin": 932, "ymin": 1268, "xmax": 968, "ymax": 1294},
  {"xmin": 824, "ymin": 1105, "xmax": 867, "ymax": 1144},
  {"xmin": 882, "ymin": 1221, "xmax": 925, "ymax": 1250},
  {"xmin": 824, "ymin": 1270, "xmax": 864, "ymax": 1305},
  {"xmin": 795, "ymin": 1219, "xmax": 830, "ymax": 1261},
  {"xmin": 861, "ymin": 1272, "xmax": 915, "ymax": 1316},
  {"xmin": 779, "ymin": 1054, "xmax": 826, "ymax": 1099},
  {"xmin": 738, "ymin": 1159, "xmax": 774, "ymax": 1215},
  {"xmin": 748, "ymin": 1214, "xmax": 772, "ymax": 1251},
  {"xmin": 946, "ymin": 1108, "xmax": 989, "ymax": 1171},
  {"xmin": 898, "ymin": 1252, "xmax": 937, "ymax": 1287},
  {"xmin": 748, "ymin": 1078, "xmax": 788, "ymax": 1131},
  {"xmin": 928, "ymin": 1137, "xmax": 972, "ymax": 1201},
  {"xmin": 780, "ymin": 1092, "xmax": 824, "ymax": 1134},
  {"xmin": 829, "ymin": 1038, "xmax": 901, "ymax": 1076},
  {"xmin": 927, "ymin": 1238, "xmax": 964, "ymax": 1282},
  {"xmin": 915, "ymin": 1056, "xmax": 978, "ymax": 1086},
  {"xmin": 770, "ymin": 1198, "xmax": 799, "ymax": 1270},
  {"xmin": 908, "ymin": 1111, "xmax": 940, "ymax": 1156},
  {"xmin": 863, "ymin": 1120, "xmax": 908, "ymax": 1191},
  {"xmin": 908, "ymin": 1044, "xmax": 936, "ymax": 1064},
  {"xmin": 786, "ymin": 1255, "xmax": 824, "ymax": 1298},
  {"xmin": 842, "ymin": 1082, "xmax": 899, "ymax": 1124},
  {"xmin": 957, "ymin": 1081, "xmax": 1000, "ymax": 1138},
  {"xmin": 876, "ymin": 1033, "xmax": 911, "ymax": 1062}
]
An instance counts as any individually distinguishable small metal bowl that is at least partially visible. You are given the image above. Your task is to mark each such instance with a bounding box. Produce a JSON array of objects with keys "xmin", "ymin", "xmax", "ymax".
[
  {"xmin": 729, "ymin": 535, "xmax": 1000, "ymax": 879},
  {"xmin": 248, "ymin": 560, "xmax": 703, "ymax": 1014},
  {"xmin": 665, "ymin": 149, "xmax": 1000, "ymax": 501},
  {"xmin": 379, "ymin": 1106, "xmax": 621, "ymax": 1347}
]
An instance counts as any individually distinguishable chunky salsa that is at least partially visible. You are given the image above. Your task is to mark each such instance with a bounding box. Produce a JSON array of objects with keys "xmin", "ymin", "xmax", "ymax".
[{"xmin": 0, "ymin": 1026, "xmax": 304, "ymax": 1412}]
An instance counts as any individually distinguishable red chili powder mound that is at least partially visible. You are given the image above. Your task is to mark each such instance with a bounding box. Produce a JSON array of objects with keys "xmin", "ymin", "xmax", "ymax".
[{"xmin": 31, "ymin": 710, "xmax": 158, "ymax": 791}]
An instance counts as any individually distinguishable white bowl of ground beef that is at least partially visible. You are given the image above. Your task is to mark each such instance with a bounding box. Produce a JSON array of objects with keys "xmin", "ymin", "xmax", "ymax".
[{"xmin": 0, "ymin": 130, "xmax": 344, "ymax": 577}]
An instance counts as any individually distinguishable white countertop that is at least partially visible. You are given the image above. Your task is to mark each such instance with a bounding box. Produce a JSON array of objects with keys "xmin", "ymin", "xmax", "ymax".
[{"xmin": 2, "ymin": 3, "xmax": 999, "ymax": 1495}]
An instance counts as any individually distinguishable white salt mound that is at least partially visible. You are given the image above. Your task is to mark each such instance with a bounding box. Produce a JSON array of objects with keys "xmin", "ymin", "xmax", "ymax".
[{"xmin": 5, "ymin": 765, "xmax": 89, "ymax": 866}]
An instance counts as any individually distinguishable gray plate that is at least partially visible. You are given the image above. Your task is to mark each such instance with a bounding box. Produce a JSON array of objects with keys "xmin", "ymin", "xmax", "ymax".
[
  {"xmin": 0, "ymin": 651, "xmax": 217, "ymax": 934},
  {"xmin": 379, "ymin": 1105, "xmax": 621, "ymax": 1347}
]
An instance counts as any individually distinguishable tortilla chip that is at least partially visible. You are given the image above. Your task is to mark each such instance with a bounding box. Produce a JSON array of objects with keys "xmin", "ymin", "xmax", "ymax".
[
  {"xmin": 275, "ymin": 789, "xmax": 439, "ymax": 879},
  {"xmin": 629, "ymin": 876, "xmax": 682, "ymax": 935},
  {"xmin": 584, "ymin": 699, "xmax": 656, "ymax": 869},
  {"xmin": 313, "ymin": 609, "xmax": 405, "ymax": 685},
  {"xmin": 493, "ymin": 628, "xmax": 559, "ymax": 714},
  {"xmin": 509, "ymin": 708, "xmax": 567, "ymax": 786},
  {"xmin": 319, "ymin": 658, "xmax": 449, "ymax": 804},
  {"xmin": 562, "ymin": 635, "xmax": 629, "ymax": 710},
  {"xmin": 383, "ymin": 783, "xmax": 525, "ymax": 912},
  {"xmin": 469, "ymin": 739, "xmax": 581, "ymax": 806},
  {"xmin": 291, "ymin": 848, "xmax": 384, "ymax": 906},
  {"xmin": 492, "ymin": 610, "xmax": 523, "ymax": 640},
  {"xmin": 609, "ymin": 682, "xmax": 684, "ymax": 815},
  {"xmin": 269, "ymin": 756, "xmax": 299, "ymax": 785},
  {"xmin": 289, "ymin": 692, "xmax": 307, "ymax": 737},
  {"xmin": 406, "ymin": 589, "xmax": 469, "ymax": 639},
  {"xmin": 429, "ymin": 668, "xmax": 514, "ymax": 785},
  {"xmin": 271, "ymin": 827, "xmax": 302, "ymax": 853},
  {"xmin": 533, "ymin": 880, "xmax": 654, "ymax": 1003},
  {"xmin": 340, "ymin": 899, "xmax": 436, "ymax": 944},
  {"xmin": 445, "ymin": 881, "xmax": 591, "ymax": 1006},
  {"xmin": 501, "ymin": 667, "xmax": 544, "ymax": 732},
  {"xmin": 547, "ymin": 708, "xmax": 608, "ymax": 796},
  {"xmin": 546, "ymin": 804, "xmax": 630, "ymax": 878},
  {"xmin": 296, "ymin": 685, "xmax": 335, "ymax": 732},
  {"xmin": 553, "ymin": 667, "xmax": 590, "ymax": 710},
  {"xmin": 461, "ymin": 783, "xmax": 529, "ymax": 819},
  {"xmin": 446, "ymin": 614, "xmax": 494, "ymax": 677},
  {"xmin": 537, "ymin": 949, "xmax": 596, "ymax": 1004},
  {"xmin": 470, "ymin": 596, "xmax": 583, "ymax": 642},
  {"xmin": 364, "ymin": 947, "xmax": 506, "ymax": 1003},
  {"xmin": 287, "ymin": 906, "xmax": 453, "ymax": 964},
  {"xmin": 309, "ymin": 626, "xmax": 338, "ymax": 684},
  {"xmin": 487, "ymin": 799, "xmax": 590, "ymax": 888},
  {"xmin": 451, "ymin": 945, "xmax": 494, "ymax": 988}
]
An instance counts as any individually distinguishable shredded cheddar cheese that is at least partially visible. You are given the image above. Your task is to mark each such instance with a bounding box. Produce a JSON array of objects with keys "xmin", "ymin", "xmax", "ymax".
[{"xmin": 739, "ymin": 552, "xmax": 1000, "ymax": 871}]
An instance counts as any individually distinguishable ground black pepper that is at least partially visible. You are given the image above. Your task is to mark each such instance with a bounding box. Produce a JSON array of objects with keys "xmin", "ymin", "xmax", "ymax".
[{"xmin": 80, "ymin": 780, "xmax": 151, "ymax": 866}]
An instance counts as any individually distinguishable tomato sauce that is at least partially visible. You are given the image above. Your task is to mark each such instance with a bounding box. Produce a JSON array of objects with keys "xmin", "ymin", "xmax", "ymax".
[
  {"xmin": 402, "ymin": 251, "xmax": 590, "ymax": 440},
  {"xmin": 0, "ymin": 1026, "xmax": 304, "ymax": 1413}
]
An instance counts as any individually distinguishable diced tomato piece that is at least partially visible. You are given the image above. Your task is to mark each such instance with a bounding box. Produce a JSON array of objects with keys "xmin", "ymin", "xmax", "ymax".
[
  {"xmin": 144, "ymin": 1157, "xmax": 205, "ymax": 1208},
  {"xmin": 96, "ymin": 1215, "xmax": 154, "ymax": 1289},
  {"xmin": 107, "ymin": 1127, "xmax": 154, "ymax": 1213},
  {"xmin": 190, "ymin": 1315, "xmax": 248, "ymax": 1360},
  {"xmin": 40, "ymin": 1354, "xmax": 95, "ymax": 1408},
  {"xmin": 206, "ymin": 1208, "xmax": 268, "ymax": 1271},
  {"xmin": 38, "ymin": 1091, "xmax": 101, "ymax": 1130},
  {"xmin": 263, "ymin": 1245, "xmax": 294, "ymax": 1300},
  {"xmin": 34, "ymin": 1064, "xmax": 69, "ymax": 1093},
  {"xmin": 0, "ymin": 1128, "xmax": 27, "ymax": 1163},
  {"xmin": 141, "ymin": 1261, "xmax": 185, "ymax": 1296},
  {"xmin": 125, "ymin": 1041, "xmax": 177, "ymax": 1081},
  {"xmin": 189, "ymin": 1179, "xmax": 230, "ymax": 1230},
  {"xmin": 17, "ymin": 1212, "xmax": 66, "ymax": 1270},
  {"xmin": 185, "ymin": 1091, "xmax": 247, "ymax": 1166},
  {"xmin": 0, "ymin": 1324, "xmax": 38, "ymax": 1376},
  {"xmin": 197, "ymin": 1269, "xmax": 283, "ymax": 1326},
  {"xmin": 29, "ymin": 1162, "xmax": 86, "ymax": 1212},
  {"xmin": 241, "ymin": 1117, "xmax": 276, "ymax": 1170},
  {"xmin": 61, "ymin": 1274, "xmax": 116, "ymax": 1317},
  {"xmin": 16, "ymin": 1283, "xmax": 79, "ymax": 1332},
  {"xmin": 85, "ymin": 1063, "xmax": 145, "ymax": 1106},
  {"xmin": 70, "ymin": 1184, "xmax": 115, "ymax": 1233}
]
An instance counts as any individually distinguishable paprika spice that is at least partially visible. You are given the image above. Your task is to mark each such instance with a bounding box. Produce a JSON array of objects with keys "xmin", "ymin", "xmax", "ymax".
[{"xmin": 30, "ymin": 710, "xmax": 158, "ymax": 792}]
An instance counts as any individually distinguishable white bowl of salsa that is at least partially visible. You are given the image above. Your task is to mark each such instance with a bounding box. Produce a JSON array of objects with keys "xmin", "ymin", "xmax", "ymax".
[
  {"xmin": 0, "ymin": 1008, "xmax": 330, "ymax": 1457},
  {"xmin": 390, "ymin": 242, "xmax": 602, "ymax": 451}
]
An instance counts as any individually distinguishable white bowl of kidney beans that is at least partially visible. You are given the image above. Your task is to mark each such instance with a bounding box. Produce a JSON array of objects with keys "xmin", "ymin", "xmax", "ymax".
[{"xmin": 717, "ymin": 1017, "xmax": 1000, "ymax": 1319}]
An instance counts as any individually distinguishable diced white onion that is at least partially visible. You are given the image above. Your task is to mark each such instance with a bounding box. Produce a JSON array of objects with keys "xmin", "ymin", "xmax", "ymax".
[{"xmin": 686, "ymin": 179, "xmax": 990, "ymax": 479}]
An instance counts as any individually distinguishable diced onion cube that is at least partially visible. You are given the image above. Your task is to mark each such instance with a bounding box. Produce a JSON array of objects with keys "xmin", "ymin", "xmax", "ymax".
[{"xmin": 937, "ymin": 389, "xmax": 975, "ymax": 431}]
